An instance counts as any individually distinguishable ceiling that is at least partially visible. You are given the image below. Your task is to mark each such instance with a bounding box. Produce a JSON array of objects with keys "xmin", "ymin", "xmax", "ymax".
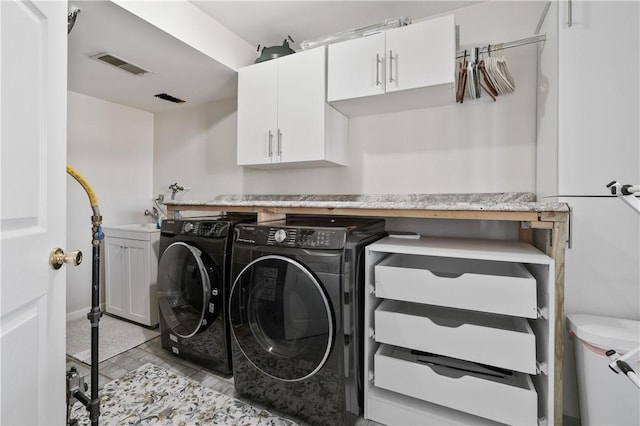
[{"xmin": 68, "ymin": 1, "xmax": 480, "ymax": 114}]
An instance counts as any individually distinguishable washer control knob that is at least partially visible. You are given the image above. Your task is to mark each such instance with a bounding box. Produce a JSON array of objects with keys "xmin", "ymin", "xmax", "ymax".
[
  {"xmin": 183, "ymin": 223, "xmax": 194, "ymax": 233},
  {"xmin": 274, "ymin": 229, "xmax": 287, "ymax": 243}
]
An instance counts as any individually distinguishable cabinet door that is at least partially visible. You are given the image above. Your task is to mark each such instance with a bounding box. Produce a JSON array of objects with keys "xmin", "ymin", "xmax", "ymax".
[
  {"xmin": 105, "ymin": 237, "xmax": 128, "ymax": 318},
  {"xmin": 327, "ymin": 32, "xmax": 385, "ymax": 102},
  {"xmin": 237, "ymin": 60, "xmax": 278, "ymax": 165},
  {"xmin": 385, "ymin": 15, "xmax": 455, "ymax": 93},
  {"xmin": 277, "ymin": 47, "xmax": 327, "ymax": 163},
  {"xmin": 124, "ymin": 239, "xmax": 151, "ymax": 324},
  {"xmin": 105, "ymin": 238, "xmax": 151, "ymax": 324},
  {"xmin": 557, "ymin": 1, "xmax": 639, "ymax": 194}
]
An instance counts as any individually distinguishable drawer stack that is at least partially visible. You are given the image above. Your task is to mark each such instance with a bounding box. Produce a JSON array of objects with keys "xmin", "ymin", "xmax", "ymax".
[{"xmin": 364, "ymin": 238, "xmax": 554, "ymax": 425}]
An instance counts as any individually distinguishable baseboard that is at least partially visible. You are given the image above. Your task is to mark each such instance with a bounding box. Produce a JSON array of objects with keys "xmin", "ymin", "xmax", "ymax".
[{"xmin": 66, "ymin": 303, "xmax": 106, "ymax": 322}]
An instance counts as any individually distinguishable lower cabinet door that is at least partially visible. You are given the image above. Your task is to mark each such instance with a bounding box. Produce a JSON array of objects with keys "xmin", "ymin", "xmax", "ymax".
[
  {"xmin": 375, "ymin": 299, "xmax": 537, "ymax": 374},
  {"xmin": 374, "ymin": 345, "xmax": 538, "ymax": 425},
  {"xmin": 105, "ymin": 237, "xmax": 155, "ymax": 326},
  {"xmin": 375, "ymin": 253, "xmax": 538, "ymax": 318}
]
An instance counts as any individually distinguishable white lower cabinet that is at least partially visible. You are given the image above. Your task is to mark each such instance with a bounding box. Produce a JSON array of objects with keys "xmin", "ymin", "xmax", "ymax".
[
  {"xmin": 375, "ymin": 345, "xmax": 538, "ymax": 426},
  {"xmin": 375, "ymin": 254, "xmax": 538, "ymax": 318},
  {"xmin": 375, "ymin": 300, "xmax": 537, "ymax": 374},
  {"xmin": 365, "ymin": 237, "xmax": 556, "ymax": 425},
  {"xmin": 104, "ymin": 227, "xmax": 160, "ymax": 327}
]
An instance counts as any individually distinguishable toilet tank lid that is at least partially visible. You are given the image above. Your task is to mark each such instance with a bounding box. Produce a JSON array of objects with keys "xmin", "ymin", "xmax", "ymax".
[{"xmin": 567, "ymin": 314, "xmax": 640, "ymax": 352}]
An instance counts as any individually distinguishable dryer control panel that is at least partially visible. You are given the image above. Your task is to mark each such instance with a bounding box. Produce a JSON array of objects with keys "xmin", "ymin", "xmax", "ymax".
[
  {"xmin": 162, "ymin": 219, "xmax": 230, "ymax": 238},
  {"xmin": 235, "ymin": 226, "xmax": 347, "ymax": 249}
]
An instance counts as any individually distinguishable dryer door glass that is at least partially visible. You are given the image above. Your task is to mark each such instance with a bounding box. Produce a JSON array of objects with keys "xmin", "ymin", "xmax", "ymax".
[
  {"xmin": 158, "ymin": 242, "xmax": 220, "ymax": 338},
  {"xmin": 230, "ymin": 255, "xmax": 333, "ymax": 381}
]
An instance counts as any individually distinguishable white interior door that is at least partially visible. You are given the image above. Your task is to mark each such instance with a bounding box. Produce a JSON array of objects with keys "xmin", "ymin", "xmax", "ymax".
[{"xmin": 1, "ymin": 1, "xmax": 67, "ymax": 424}]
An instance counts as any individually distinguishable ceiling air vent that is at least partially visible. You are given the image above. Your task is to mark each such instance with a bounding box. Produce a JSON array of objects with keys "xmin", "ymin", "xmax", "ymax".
[
  {"xmin": 154, "ymin": 93, "xmax": 186, "ymax": 104},
  {"xmin": 91, "ymin": 52, "xmax": 150, "ymax": 76}
]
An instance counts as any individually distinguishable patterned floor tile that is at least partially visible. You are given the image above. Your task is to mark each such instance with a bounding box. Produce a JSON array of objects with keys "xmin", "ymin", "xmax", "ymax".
[{"xmin": 67, "ymin": 331, "xmax": 374, "ymax": 425}]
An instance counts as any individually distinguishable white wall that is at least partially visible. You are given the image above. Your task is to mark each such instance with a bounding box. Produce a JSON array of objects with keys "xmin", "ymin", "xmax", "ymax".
[
  {"xmin": 153, "ymin": 2, "xmax": 543, "ymax": 198},
  {"xmin": 153, "ymin": 97, "xmax": 240, "ymax": 200},
  {"xmin": 72, "ymin": 0, "xmax": 610, "ymax": 420},
  {"xmin": 67, "ymin": 91, "xmax": 154, "ymax": 319},
  {"xmin": 537, "ymin": 1, "xmax": 640, "ymax": 420}
]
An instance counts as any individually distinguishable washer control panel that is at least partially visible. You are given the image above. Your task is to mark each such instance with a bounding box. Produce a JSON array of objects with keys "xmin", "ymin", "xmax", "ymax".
[
  {"xmin": 161, "ymin": 219, "xmax": 230, "ymax": 238},
  {"xmin": 236, "ymin": 226, "xmax": 346, "ymax": 249},
  {"xmin": 181, "ymin": 221, "xmax": 230, "ymax": 238}
]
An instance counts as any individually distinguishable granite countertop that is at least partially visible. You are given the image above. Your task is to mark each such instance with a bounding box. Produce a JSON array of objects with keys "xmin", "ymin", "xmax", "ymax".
[{"xmin": 165, "ymin": 192, "xmax": 569, "ymax": 212}]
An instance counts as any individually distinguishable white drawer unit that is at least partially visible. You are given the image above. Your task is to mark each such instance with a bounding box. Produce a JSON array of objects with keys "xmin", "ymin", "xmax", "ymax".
[
  {"xmin": 375, "ymin": 345, "xmax": 538, "ymax": 426},
  {"xmin": 375, "ymin": 253, "xmax": 538, "ymax": 318},
  {"xmin": 364, "ymin": 236, "xmax": 556, "ymax": 425},
  {"xmin": 375, "ymin": 300, "xmax": 537, "ymax": 374}
]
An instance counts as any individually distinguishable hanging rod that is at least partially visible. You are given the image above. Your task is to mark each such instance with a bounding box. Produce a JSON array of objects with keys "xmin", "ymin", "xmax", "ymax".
[{"xmin": 456, "ymin": 33, "xmax": 547, "ymax": 59}]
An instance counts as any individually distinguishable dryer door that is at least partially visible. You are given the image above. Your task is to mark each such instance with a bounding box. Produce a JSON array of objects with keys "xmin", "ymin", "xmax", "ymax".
[
  {"xmin": 157, "ymin": 242, "xmax": 221, "ymax": 338},
  {"xmin": 230, "ymin": 255, "xmax": 334, "ymax": 382}
]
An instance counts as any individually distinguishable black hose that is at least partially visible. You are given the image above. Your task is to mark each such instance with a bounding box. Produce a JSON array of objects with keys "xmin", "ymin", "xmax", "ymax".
[
  {"xmin": 88, "ymin": 239, "xmax": 102, "ymax": 425},
  {"xmin": 65, "ymin": 166, "xmax": 103, "ymax": 425}
]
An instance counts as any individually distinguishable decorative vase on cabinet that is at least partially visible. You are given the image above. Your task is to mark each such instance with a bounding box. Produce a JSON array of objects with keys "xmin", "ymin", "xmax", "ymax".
[
  {"xmin": 327, "ymin": 14, "xmax": 456, "ymax": 116},
  {"xmin": 104, "ymin": 224, "xmax": 160, "ymax": 327},
  {"xmin": 236, "ymin": 46, "xmax": 348, "ymax": 168}
]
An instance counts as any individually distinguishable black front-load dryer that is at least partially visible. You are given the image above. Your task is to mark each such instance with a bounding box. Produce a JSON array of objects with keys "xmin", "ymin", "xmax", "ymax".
[
  {"xmin": 229, "ymin": 216, "xmax": 386, "ymax": 425},
  {"xmin": 157, "ymin": 215, "xmax": 254, "ymax": 376}
]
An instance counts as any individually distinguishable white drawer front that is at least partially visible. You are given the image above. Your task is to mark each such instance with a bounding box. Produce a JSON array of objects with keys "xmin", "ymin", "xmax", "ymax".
[
  {"xmin": 375, "ymin": 300, "xmax": 537, "ymax": 374},
  {"xmin": 375, "ymin": 254, "xmax": 537, "ymax": 318},
  {"xmin": 374, "ymin": 345, "xmax": 538, "ymax": 426}
]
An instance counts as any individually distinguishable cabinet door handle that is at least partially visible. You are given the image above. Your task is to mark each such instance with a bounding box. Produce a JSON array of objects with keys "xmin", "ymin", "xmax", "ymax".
[
  {"xmin": 567, "ymin": 0, "xmax": 573, "ymax": 27},
  {"xmin": 375, "ymin": 53, "xmax": 382, "ymax": 86},
  {"xmin": 277, "ymin": 129, "xmax": 282, "ymax": 156},
  {"xmin": 389, "ymin": 50, "xmax": 395, "ymax": 83},
  {"xmin": 268, "ymin": 130, "xmax": 273, "ymax": 157}
]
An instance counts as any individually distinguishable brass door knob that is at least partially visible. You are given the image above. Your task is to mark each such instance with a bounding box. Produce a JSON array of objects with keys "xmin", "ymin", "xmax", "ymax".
[{"xmin": 49, "ymin": 248, "xmax": 83, "ymax": 270}]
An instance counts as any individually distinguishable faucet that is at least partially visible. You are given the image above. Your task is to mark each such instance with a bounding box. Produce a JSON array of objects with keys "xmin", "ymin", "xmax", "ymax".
[
  {"xmin": 168, "ymin": 183, "xmax": 184, "ymax": 219},
  {"xmin": 145, "ymin": 194, "xmax": 168, "ymax": 227},
  {"xmin": 144, "ymin": 207, "xmax": 161, "ymax": 223},
  {"xmin": 153, "ymin": 194, "xmax": 166, "ymax": 215},
  {"xmin": 169, "ymin": 182, "xmax": 184, "ymax": 200}
]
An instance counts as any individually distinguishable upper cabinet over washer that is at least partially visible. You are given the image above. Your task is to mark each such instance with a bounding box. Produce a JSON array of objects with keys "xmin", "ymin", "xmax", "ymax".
[
  {"xmin": 327, "ymin": 14, "xmax": 456, "ymax": 117},
  {"xmin": 237, "ymin": 47, "xmax": 348, "ymax": 169}
]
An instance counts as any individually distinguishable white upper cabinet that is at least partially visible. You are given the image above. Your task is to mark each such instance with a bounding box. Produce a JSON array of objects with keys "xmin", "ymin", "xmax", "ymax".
[
  {"xmin": 327, "ymin": 14, "xmax": 456, "ymax": 116},
  {"xmin": 237, "ymin": 61, "xmax": 278, "ymax": 166},
  {"xmin": 237, "ymin": 47, "xmax": 348, "ymax": 168},
  {"xmin": 328, "ymin": 32, "xmax": 386, "ymax": 100},
  {"xmin": 385, "ymin": 16, "xmax": 456, "ymax": 93}
]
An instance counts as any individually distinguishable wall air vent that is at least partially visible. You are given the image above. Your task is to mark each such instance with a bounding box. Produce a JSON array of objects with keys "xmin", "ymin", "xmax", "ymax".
[
  {"xmin": 91, "ymin": 52, "xmax": 150, "ymax": 76},
  {"xmin": 154, "ymin": 93, "xmax": 186, "ymax": 104}
]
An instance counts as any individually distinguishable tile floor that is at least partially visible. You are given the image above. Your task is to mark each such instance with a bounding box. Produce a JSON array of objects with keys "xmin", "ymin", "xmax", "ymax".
[
  {"xmin": 66, "ymin": 333, "xmax": 380, "ymax": 426},
  {"xmin": 65, "ymin": 327, "xmax": 582, "ymax": 426}
]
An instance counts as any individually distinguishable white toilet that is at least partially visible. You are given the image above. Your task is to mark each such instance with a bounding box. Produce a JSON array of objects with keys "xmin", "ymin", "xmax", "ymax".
[{"xmin": 568, "ymin": 314, "xmax": 640, "ymax": 426}]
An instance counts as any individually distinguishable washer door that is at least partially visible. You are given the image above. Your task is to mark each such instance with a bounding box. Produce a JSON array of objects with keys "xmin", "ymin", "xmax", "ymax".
[
  {"xmin": 230, "ymin": 255, "xmax": 334, "ymax": 382},
  {"xmin": 158, "ymin": 242, "xmax": 220, "ymax": 338}
]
